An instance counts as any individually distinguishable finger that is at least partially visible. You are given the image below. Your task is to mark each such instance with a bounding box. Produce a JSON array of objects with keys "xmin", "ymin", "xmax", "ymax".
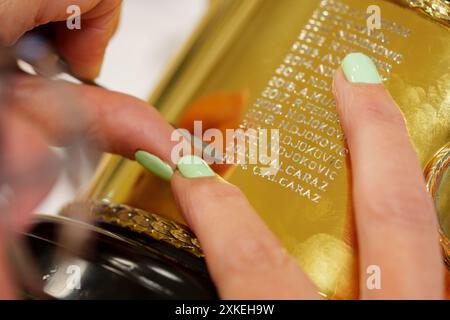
[
  {"xmin": 6, "ymin": 73, "xmax": 176, "ymax": 164},
  {"xmin": 171, "ymin": 156, "xmax": 319, "ymax": 299},
  {"xmin": 0, "ymin": 0, "xmax": 121, "ymax": 79},
  {"xmin": 333, "ymin": 53, "xmax": 444, "ymax": 299},
  {"xmin": 0, "ymin": 236, "xmax": 16, "ymax": 299}
]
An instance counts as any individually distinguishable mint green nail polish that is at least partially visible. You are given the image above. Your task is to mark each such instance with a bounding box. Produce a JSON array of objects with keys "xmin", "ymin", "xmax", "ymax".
[
  {"xmin": 342, "ymin": 52, "xmax": 382, "ymax": 84},
  {"xmin": 135, "ymin": 151, "xmax": 174, "ymax": 181},
  {"xmin": 177, "ymin": 155, "xmax": 216, "ymax": 178}
]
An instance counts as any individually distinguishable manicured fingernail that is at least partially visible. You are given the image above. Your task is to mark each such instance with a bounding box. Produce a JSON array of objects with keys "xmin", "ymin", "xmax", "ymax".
[
  {"xmin": 341, "ymin": 52, "xmax": 382, "ymax": 84},
  {"xmin": 135, "ymin": 151, "xmax": 174, "ymax": 181},
  {"xmin": 177, "ymin": 155, "xmax": 216, "ymax": 178}
]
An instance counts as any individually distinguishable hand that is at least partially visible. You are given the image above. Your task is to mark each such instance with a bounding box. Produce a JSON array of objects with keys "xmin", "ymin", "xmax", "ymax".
[
  {"xmin": 0, "ymin": 0, "xmax": 122, "ymax": 79},
  {"xmin": 0, "ymin": 0, "xmax": 191, "ymax": 296},
  {"xmin": 162, "ymin": 53, "xmax": 444, "ymax": 299}
]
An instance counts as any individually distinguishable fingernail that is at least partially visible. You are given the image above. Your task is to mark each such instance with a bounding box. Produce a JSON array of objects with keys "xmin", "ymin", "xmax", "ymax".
[
  {"xmin": 135, "ymin": 151, "xmax": 174, "ymax": 181},
  {"xmin": 341, "ymin": 52, "xmax": 382, "ymax": 84},
  {"xmin": 177, "ymin": 155, "xmax": 216, "ymax": 178}
]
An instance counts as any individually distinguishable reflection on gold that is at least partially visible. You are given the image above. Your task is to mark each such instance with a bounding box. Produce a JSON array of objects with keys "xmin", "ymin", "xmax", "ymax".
[{"xmin": 178, "ymin": 91, "xmax": 247, "ymax": 133}]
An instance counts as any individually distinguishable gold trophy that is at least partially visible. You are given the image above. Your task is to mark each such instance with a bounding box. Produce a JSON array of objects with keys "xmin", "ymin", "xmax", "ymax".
[
  {"xmin": 425, "ymin": 142, "xmax": 450, "ymax": 299},
  {"xmin": 23, "ymin": 0, "xmax": 450, "ymax": 299}
]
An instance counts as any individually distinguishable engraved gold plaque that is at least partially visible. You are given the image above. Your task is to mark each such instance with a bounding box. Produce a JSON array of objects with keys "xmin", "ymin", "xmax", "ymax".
[{"xmin": 82, "ymin": 0, "xmax": 450, "ymax": 298}]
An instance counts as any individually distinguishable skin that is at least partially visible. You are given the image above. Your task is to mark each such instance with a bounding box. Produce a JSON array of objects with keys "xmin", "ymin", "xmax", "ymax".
[{"xmin": 0, "ymin": 1, "xmax": 444, "ymax": 299}]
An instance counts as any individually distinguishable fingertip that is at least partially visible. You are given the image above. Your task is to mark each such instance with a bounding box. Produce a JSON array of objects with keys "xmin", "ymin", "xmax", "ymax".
[
  {"xmin": 55, "ymin": 29, "xmax": 107, "ymax": 80},
  {"xmin": 333, "ymin": 53, "xmax": 385, "ymax": 103},
  {"xmin": 134, "ymin": 150, "xmax": 174, "ymax": 181},
  {"xmin": 177, "ymin": 155, "xmax": 216, "ymax": 178},
  {"xmin": 341, "ymin": 52, "xmax": 382, "ymax": 84}
]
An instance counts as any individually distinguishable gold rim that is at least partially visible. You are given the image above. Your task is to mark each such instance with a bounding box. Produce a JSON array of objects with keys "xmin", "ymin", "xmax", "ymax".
[
  {"xmin": 400, "ymin": 0, "xmax": 450, "ymax": 27},
  {"xmin": 60, "ymin": 201, "xmax": 204, "ymax": 258}
]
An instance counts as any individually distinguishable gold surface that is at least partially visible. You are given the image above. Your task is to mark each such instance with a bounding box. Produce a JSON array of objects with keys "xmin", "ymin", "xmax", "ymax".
[{"xmin": 83, "ymin": 0, "xmax": 450, "ymax": 298}]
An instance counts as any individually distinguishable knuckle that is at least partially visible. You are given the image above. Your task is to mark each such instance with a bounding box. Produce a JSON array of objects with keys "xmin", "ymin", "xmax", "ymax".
[{"xmin": 225, "ymin": 237, "xmax": 296, "ymax": 274}]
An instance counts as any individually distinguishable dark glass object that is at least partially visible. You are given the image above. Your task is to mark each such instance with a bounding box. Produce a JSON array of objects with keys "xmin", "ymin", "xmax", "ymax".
[{"xmin": 22, "ymin": 215, "xmax": 217, "ymax": 299}]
